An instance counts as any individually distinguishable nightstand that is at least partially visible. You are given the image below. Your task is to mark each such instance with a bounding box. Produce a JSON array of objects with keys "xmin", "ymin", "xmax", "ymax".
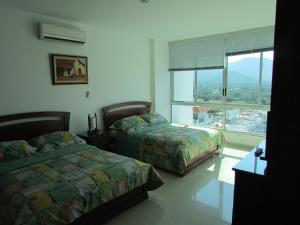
[{"xmin": 79, "ymin": 131, "xmax": 111, "ymax": 151}]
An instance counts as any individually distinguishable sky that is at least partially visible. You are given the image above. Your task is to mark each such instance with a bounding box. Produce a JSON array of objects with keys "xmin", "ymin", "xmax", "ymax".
[{"xmin": 228, "ymin": 50, "xmax": 273, "ymax": 63}]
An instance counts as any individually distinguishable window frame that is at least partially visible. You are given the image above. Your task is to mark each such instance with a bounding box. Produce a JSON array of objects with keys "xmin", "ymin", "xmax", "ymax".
[{"xmin": 170, "ymin": 48, "xmax": 273, "ymax": 135}]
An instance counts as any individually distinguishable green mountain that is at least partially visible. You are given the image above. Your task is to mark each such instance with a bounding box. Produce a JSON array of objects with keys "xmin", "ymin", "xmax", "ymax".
[{"xmin": 197, "ymin": 57, "xmax": 273, "ymax": 87}]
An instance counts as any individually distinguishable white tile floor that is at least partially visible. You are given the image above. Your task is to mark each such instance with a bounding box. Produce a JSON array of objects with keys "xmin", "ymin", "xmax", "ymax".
[{"xmin": 104, "ymin": 146, "xmax": 251, "ymax": 225}]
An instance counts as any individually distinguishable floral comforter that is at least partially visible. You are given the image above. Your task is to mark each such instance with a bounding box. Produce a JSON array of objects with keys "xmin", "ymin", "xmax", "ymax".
[
  {"xmin": 114, "ymin": 123, "xmax": 226, "ymax": 174},
  {"xmin": 0, "ymin": 144, "xmax": 163, "ymax": 225}
]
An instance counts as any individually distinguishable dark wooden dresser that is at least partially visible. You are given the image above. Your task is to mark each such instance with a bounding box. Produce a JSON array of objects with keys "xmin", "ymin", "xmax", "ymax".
[{"xmin": 232, "ymin": 140, "xmax": 267, "ymax": 225}]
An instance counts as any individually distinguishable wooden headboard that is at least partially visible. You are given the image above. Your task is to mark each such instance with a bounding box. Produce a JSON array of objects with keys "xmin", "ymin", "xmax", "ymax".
[
  {"xmin": 0, "ymin": 111, "xmax": 70, "ymax": 142},
  {"xmin": 102, "ymin": 101, "xmax": 151, "ymax": 131}
]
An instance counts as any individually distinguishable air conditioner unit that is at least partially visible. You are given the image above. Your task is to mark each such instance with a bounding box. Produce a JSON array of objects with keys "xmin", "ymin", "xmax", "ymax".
[{"xmin": 38, "ymin": 22, "xmax": 86, "ymax": 44}]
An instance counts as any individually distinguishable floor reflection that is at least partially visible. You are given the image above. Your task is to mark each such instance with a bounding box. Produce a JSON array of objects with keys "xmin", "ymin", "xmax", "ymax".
[
  {"xmin": 104, "ymin": 145, "xmax": 251, "ymax": 225},
  {"xmin": 194, "ymin": 179, "xmax": 234, "ymax": 223},
  {"xmin": 192, "ymin": 146, "xmax": 251, "ymax": 224}
]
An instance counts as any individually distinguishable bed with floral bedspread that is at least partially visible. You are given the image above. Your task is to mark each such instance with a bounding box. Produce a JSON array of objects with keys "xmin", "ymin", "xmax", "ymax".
[
  {"xmin": 0, "ymin": 141, "xmax": 163, "ymax": 225},
  {"xmin": 111, "ymin": 113, "xmax": 226, "ymax": 175}
]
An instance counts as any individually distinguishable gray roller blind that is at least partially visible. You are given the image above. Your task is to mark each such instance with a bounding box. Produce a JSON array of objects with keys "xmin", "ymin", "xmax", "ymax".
[
  {"xmin": 225, "ymin": 26, "xmax": 275, "ymax": 54},
  {"xmin": 169, "ymin": 26, "xmax": 274, "ymax": 70},
  {"xmin": 169, "ymin": 36, "xmax": 225, "ymax": 70}
]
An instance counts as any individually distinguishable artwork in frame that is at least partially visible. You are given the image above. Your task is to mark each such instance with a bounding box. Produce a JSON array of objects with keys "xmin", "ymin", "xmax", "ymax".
[{"xmin": 51, "ymin": 54, "xmax": 88, "ymax": 84}]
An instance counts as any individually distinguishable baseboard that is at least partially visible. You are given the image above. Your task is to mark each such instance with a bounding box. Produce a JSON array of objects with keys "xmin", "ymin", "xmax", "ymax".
[{"xmin": 225, "ymin": 142, "xmax": 254, "ymax": 151}]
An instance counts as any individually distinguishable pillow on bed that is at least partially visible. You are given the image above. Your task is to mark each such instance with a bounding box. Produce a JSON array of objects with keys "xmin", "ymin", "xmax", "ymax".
[
  {"xmin": 140, "ymin": 112, "xmax": 168, "ymax": 125},
  {"xmin": 108, "ymin": 124, "xmax": 119, "ymax": 138},
  {"xmin": 0, "ymin": 140, "xmax": 37, "ymax": 161},
  {"xmin": 113, "ymin": 116, "xmax": 148, "ymax": 133},
  {"xmin": 29, "ymin": 131, "xmax": 86, "ymax": 152}
]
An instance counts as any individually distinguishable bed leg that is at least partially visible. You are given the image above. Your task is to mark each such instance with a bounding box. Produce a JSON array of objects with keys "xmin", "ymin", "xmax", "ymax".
[
  {"xmin": 178, "ymin": 170, "xmax": 185, "ymax": 177},
  {"xmin": 214, "ymin": 149, "xmax": 220, "ymax": 156}
]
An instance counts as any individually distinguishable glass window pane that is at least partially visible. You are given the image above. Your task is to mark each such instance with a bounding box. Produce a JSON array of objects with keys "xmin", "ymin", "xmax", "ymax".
[
  {"xmin": 227, "ymin": 53, "xmax": 260, "ymax": 104},
  {"xmin": 261, "ymin": 51, "xmax": 273, "ymax": 105},
  {"xmin": 196, "ymin": 69, "xmax": 223, "ymax": 103},
  {"xmin": 193, "ymin": 105, "xmax": 223, "ymax": 129},
  {"xmin": 173, "ymin": 71, "xmax": 194, "ymax": 101},
  {"xmin": 225, "ymin": 108, "xmax": 268, "ymax": 133},
  {"xmin": 172, "ymin": 105, "xmax": 194, "ymax": 125}
]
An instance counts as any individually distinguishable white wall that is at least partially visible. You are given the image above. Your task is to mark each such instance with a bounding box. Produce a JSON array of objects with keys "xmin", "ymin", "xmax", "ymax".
[
  {"xmin": 0, "ymin": 6, "xmax": 265, "ymax": 147},
  {"xmin": 0, "ymin": 6, "xmax": 151, "ymax": 133},
  {"xmin": 150, "ymin": 39, "xmax": 171, "ymax": 120}
]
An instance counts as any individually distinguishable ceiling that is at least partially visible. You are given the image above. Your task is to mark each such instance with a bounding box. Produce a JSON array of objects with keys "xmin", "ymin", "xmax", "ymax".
[{"xmin": 0, "ymin": 0, "xmax": 277, "ymax": 41}]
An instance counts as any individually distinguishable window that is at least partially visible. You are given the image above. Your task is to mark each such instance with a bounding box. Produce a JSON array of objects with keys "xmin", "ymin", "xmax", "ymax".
[
  {"xmin": 261, "ymin": 51, "xmax": 273, "ymax": 105},
  {"xmin": 173, "ymin": 71, "xmax": 194, "ymax": 102},
  {"xmin": 171, "ymin": 49, "xmax": 273, "ymax": 134},
  {"xmin": 196, "ymin": 69, "xmax": 223, "ymax": 103},
  {"xmin": 172, "ymin": 105, "xmax": 194, "ymax": 125},
  {"xmin": 227, "ymin": 52, "xmax": 260, "ymax": 104},
  {"xmin": 225, "ymin": 108, "xmax": 268, "ymax": 133},
  {"xmin": 193, "ymin": 105, "xmax": 224, "ymax": 129}
]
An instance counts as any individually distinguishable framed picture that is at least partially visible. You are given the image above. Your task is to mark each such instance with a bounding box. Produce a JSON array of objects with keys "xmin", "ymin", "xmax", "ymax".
[{"xmin": 51, "ymin": 54, "xmax": 88, "ymax": 84}]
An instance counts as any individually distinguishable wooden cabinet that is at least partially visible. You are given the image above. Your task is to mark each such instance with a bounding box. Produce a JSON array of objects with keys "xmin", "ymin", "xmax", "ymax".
[
  {"xmin": 79, "ymin": 131, "xmax": 112, "ymax": 151},
  {"xmin": 232, "ymin": 140, "xmax": 267, "ymax": 225}
]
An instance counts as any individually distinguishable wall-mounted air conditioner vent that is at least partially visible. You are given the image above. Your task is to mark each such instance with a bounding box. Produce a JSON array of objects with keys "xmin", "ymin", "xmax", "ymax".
[{"xmin": 38, "ymin": 22, "xmax": 86, "ymax": 44}]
